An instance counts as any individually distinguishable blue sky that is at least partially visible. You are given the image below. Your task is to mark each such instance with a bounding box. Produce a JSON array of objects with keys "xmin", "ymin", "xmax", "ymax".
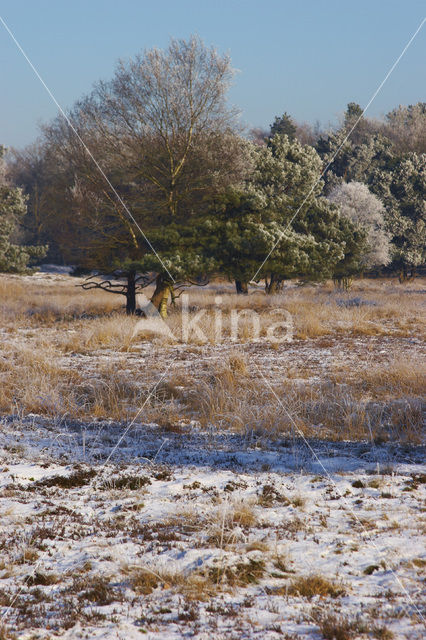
[{"xmin": 0, "ymin": 0, "xmax": 425, "ymax": 148}]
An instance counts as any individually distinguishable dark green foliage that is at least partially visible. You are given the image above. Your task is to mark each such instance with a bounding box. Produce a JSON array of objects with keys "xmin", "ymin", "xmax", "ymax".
[
  {"xmin": 316, "ymin": 103, "xmax": 426, "ymax": 277},
  {"xmin": 0, "ymin": 170, "xmax": 47, "ymax": 273},
  {"xmin": 269, "ymin": 112, "xmax": 297, "ymax": 140}
]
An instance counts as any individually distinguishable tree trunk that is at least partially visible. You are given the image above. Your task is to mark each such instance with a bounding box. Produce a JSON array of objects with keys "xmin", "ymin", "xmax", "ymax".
[
  {"xmin": 333, "ymin": 276, "xmax": 352, "ymax": 291},
  {"xmin": 265, "ymin": 273, "xmax": 284, "ymax": 294},
  {"xmin": 235, "ymin": 280, "xmax": 248, "ymax": 295},
  {"xmin": 126, "ymin": 270, "xmax": 136, "ymax": 315},
  {"xmin": 399, "ymin": 264, "xmax": 416, "ymax": 283},
  {"xmin": 150, "ymin": 273, "xmax": 170, "ymax": 318}
]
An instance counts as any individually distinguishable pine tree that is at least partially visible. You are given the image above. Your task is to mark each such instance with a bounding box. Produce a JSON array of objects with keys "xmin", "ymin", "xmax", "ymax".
[
  {"xmin": 269, "ymin": 112, "xmax": 297, "ymax": 140},
  {"xmin": 316, "ymin": 109, "xmax": 425, "ymax": 280},
  {"xmin": 369, "ymin": 153, "xmax": 426, "ymax": 280},
  {"xmin": 206, "ymin": 135, "xmax": 359, "ymax": 293},
  {"xmin": 0, "ymin": 147, "xmax": 47, "ymax": 273}
]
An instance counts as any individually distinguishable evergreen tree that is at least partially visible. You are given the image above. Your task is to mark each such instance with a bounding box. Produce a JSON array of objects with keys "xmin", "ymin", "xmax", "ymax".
[
  {"xmin": 344, "ymin": 102, "xmax": 363, "ymax": 127},
  {"xmin": 368, "ymin": 153, "xmax": 426, "ymax": 280},
  {"xmin": 383, "ymin": 102, "xmax": 426, "ymax": 154},
  {"xmin": 0, "ymin": 147, "xmax": 47, "ymax": 273},
  {"xmin": 206, "ymin": 136, "xmax": 358, "ymax": 293},
  {"xmin": 255, "ymin": 134, "xmax": 356, "ymax": 291},
  {"xmin": 316, "ymin": 108, "xmax": 425, "ymax": 280},
  {"xmin": 269, "ymin": 112, "xmax": 297, "ymax": 140}
]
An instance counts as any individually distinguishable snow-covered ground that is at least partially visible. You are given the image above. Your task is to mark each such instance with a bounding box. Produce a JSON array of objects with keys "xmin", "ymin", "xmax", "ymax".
[
  {"xmin": 0, "ymin": 275, "xmax": 424, "ymax": 637},
  {"xmin": 0, "ymin": 416, "xmax": 424, "ymax": 639}
]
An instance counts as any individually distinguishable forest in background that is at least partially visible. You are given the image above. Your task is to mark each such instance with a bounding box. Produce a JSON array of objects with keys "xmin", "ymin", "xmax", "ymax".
[{"xmin": 0, "ymin": 36, "xmax": 425, "ymax": 316}]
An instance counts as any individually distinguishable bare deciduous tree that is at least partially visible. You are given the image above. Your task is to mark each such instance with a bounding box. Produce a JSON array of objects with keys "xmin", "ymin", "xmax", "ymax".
[{"xmin": 43, "ymin": 36, "xmax": 250, "ymax": 314}]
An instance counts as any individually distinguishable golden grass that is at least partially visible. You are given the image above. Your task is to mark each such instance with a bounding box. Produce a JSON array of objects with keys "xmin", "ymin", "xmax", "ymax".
[
  {"xmin": 0, "ymin": 274, "xmax": 424, "ymax": 441},
  {"xmin": 288, "ymin": 574, "xmax": 346, "ymax": 599},
  {"xmin": 208, "ymin": 558, "xmax": 266, "ymax": 587},
  {"xmin": 193, "ymin": 363, "xmax": 424, "ymax": 442},
  {"xmin": 174, "ymin": 278, "xmax": 426, "ymax": 342},
  {"xmin": 124, "ymin": 564, "xmax": 217, "ymax": 600},
  {"xmin": 353, "ymin": 357, "xmax": 426, "ymax": 397},
  {"xmin": 207, "ymin": 501, "xmax": 258, "ymax": 548},
  {"xmin": 60, "ymin": 316, "xmax": 140, "ymax": 353},
  {"xmin": 0, "ymin": 275, "xmax": 120, "ymax": 325},
  {"xmin": 0, "ymin": 343, "xmax": 81, "ymax": 415}
]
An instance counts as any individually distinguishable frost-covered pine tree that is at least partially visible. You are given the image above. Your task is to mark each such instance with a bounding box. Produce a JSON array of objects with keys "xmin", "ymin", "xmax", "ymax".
[
  {"xmin": 384, "ymin": 102, "xmax": 426, "ymax": 154},
  {"xmin": 0, "ymin": 146, "xmax": 47, "ymax": 273},
  {"xmin": 327, "ymin": 181, "xmax": 391, "ymax": 271},
  {"xmin": 205, "ymin": 135, "xmax": 358, "ymax": 293},
  {"xmin": 369, "ymin": 153, "xmax": 426, "ymax": 281}
]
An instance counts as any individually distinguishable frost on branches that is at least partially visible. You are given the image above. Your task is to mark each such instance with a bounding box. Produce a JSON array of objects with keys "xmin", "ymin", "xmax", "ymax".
[{"xmin": 328, "ymin": 182, "xmax": 391, "ymax": 270}]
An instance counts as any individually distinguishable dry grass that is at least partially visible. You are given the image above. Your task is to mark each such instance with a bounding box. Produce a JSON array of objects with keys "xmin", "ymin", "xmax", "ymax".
[
  {"xmin": 229, "ymin": 502, "xmax": 257, "ymax": 528},
  {"xmin": 194, "ymin": 365, "xmax": 424, "ymax": 443},
  {"xmin": 208, "ymin": 558, "xmax": 266, "ymax": 587},
  {"xmin": 0, "ymin": 625, "xmax": 16, "ymax": 640},
  {"xmin": 60, "ymin": 316, "xmax": 140, "ymax": 353},
  {"xmin": 16, "ymin": 547, "xmax": 39, "ymax": 565},
  {"xmin": 128, "ymin": 568, "xmax": 161, "ymax": 595},
  {"xmin": 208, "ymin": 501, "xmax": 258, "ymax": 547},
  {"xmin": 0, "ymin": 275, "xmax": 119, "ymax": 318},
  {"xmin": 0, "ymin": 342, "xmax": 81, "ymax": 414},
  {"xmin": 0, "ymin": 343, "xmax": 142, "ymax": 419},
  {"xmin": 288, "ymin": 574, "xmax": 346, "ymax": 599},
  {"xmin": 0, "ymin": 274, "xmax": 424, "ymax": 442},
  {"xmin": 348, "ymin": 357, "xmax": 426, "ymax": 398},
  {"xmin": 312, "ymin": 611, "xmax": 360, "ymax": 640},
  {"xmin": 125, "ymin": 564, "xmax": 217, "ymax": 600}
]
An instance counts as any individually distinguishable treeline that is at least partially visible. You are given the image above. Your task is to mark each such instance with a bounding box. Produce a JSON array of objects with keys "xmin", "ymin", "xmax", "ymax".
[{"xmin": 1, "ymin": 36, "xmax": 425, "ymax": 315}]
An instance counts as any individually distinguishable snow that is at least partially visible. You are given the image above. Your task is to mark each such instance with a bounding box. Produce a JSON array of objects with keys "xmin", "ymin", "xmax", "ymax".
[{"xmin": 0, "ymin": 415, "xmax": 424, "ymax": 639}]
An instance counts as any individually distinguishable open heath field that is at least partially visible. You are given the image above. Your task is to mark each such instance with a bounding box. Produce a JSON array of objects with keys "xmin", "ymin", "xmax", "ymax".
[{"xmin": 0, "ymin": 273, "xmax": 424, "ymax": 639}]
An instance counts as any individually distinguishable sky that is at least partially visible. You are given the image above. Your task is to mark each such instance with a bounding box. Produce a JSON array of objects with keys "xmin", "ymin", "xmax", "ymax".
[{"xmin": 0, "ymin": 0, "xmax": 425, "ymax": 149}]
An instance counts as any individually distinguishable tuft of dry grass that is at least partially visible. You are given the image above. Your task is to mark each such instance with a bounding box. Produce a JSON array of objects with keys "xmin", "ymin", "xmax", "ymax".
[
  {"xmin": 75, "ymin": 575, "xmax": 120, "ymax": 606},
  {"xmin": 128, "ymin": 568, "xmax": 160, "ymax": 595},
  {"xmin": 1, "ymin": 346, "xmax": 78, "ymax": 417},
  {"xmin": 27, "ymin": 572, "xmax": 60, "ymax": 586},
  {"xmin": 60, "ymin": 315, "xmax": 143, "ymax": 354},
  {"xmin": 229, "ymin": 502, "xmax": 257, "ymax": 528},
  {"xmin": 313, "ymin": 612, "xmax": 359, "ymax": 640},
  {"xmin": 180, "ymin": 574, "xmax": 217, "ymax": 601},
  {"xmin": 0, "ymin": 625, "xmax": 16, "ymax": 640},
  {"xmin": 354, "ymin": 357, "xmax": 426, "ymax": 398},
  {"xmin": 32, "ymin": 467, "xmax": 96, "ymax": 489},
  {"xmin": 245, "ymin": 540, "xmax": 270, "ymax": 553},
  {"xmin": 209, "ymin": 558, "xmax": 266, "ymax": 587},
  {"xmin": 258, "ymin": 484, "xmax": 290, "ymax": 507},
  {"xmin": 125, "ymin": 564, "xmax": 217, "ymax": 600},
  {"xmin": 208, "ymin": 502, "xmax": 258, "ymax": 548},
  {"xmin": 288, "ymin": 574, "xmax": 346, "ymax": 599},
  {"xmin": 16, "ymin": 548, "xmax": 39, "ymax": 565}
]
